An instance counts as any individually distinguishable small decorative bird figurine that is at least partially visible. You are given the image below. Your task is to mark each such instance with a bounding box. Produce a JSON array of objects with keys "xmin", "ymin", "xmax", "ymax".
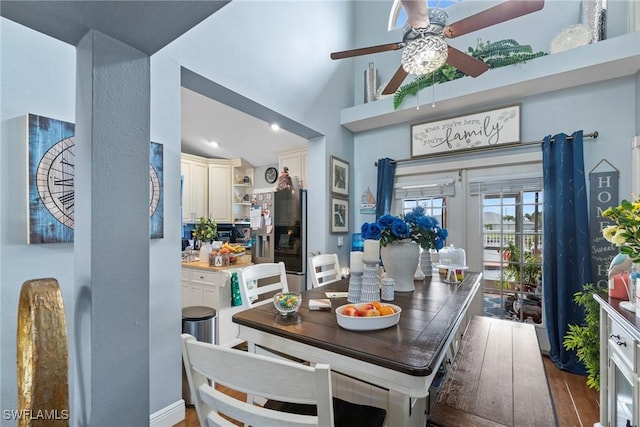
[{"xmin": 608, "ymin": 253, "xmax": 633, "ymax": 279}]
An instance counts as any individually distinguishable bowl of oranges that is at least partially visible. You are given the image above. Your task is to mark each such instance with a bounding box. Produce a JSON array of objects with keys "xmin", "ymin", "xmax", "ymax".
[{"xmin": 335, "ymin": 301, "xmax": 401, "ymax": 331}]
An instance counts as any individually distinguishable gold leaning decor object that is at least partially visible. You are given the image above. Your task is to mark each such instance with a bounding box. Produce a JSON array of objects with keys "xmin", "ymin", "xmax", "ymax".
[{"xmin": 17, "ymin": 278, "xmax": 70, "ymax": 426}]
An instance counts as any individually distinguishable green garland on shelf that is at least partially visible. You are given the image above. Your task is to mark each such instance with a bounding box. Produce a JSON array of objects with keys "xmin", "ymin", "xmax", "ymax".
[{"xmin": 392, "ymin": 39, "xmax": 547, "ymax": 110}]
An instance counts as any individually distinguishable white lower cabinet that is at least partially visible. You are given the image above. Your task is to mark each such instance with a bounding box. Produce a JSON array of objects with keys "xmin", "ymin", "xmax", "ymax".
[
  {"xmin": 597, "ymin": 295, "xmax": 640, "ymax": 427},
  {"xmin": 182, "ymin": 266, "xmax": 244, "ymax": 347}
]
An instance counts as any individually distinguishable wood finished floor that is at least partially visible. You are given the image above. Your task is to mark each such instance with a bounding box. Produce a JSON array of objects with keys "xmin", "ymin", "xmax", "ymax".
[{"xmin": 175, "ymin": 356, "xmax": 599, "ymax": 427}]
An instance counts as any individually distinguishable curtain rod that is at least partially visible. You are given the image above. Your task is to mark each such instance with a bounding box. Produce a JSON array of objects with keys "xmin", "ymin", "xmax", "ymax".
[{"xmin": 374, "ymin": 131, "xmax": 599, "ymax": 166}]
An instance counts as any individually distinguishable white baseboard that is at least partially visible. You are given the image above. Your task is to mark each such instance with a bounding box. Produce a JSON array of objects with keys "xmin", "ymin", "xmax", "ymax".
[{"xmin": 150, "ymin": 399, "xmax": 185, "ymax": 427}]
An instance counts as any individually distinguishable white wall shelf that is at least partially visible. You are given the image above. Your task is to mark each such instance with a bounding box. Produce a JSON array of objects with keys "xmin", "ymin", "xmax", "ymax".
[{"xmin": 340, "ymin": 33, "xmax": 640, "ymax": 133}]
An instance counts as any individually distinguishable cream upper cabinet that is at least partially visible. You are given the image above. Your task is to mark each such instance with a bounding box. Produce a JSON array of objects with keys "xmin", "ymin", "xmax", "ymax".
[
  {"xmin": 208, "ymin": 162, "xmax": 232, "ymax": 223},
  {"xmin": 181, "ymin": 154, "xmax": 253, "ymax": 225},
  {"xmin": 181, "ymin": 154, "xmax": 208, "ymax": 223},
  {"xmin": 278, "ymin": 148, "xmax": 307, "ymax": 189}
]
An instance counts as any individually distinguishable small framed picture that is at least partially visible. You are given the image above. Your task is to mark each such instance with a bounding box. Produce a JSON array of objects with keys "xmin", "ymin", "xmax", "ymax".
[
  {"xmin": 330, "ymin": 156, "xmax": 349, "ymax": 196},
  {"xmin": 330, "ymin": 197, "xmax": 349, "ymax": 234}
]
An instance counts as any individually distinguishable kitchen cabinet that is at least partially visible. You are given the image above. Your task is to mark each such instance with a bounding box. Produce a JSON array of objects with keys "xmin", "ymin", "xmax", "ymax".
[
  {"xmin": 231, "ymin": 159, "xmax": 254, "ymax": 225},
  {"xmin": 278, "ymin": 148, "xmax": 307, "ymax": 189},
  {"xmin": 182, "ymin": 265, "xmax": 246, "ymax": 347},
  {"xmin": 595, "ymin": 294, "xmax": 640, "ymax": 427},
  {"xmin": 181, "ymin": 154, "xmax": 208, "ymax": 223},
  {"xmin": 208, "ymin": 161, "xmax": 232, "ymax": 223}
]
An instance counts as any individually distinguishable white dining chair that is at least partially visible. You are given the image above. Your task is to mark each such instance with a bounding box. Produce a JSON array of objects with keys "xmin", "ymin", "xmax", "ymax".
[
  {"xmin": 309, "ymin": 253, "xmax": 342, "ymax": 288},
  {"xmin": 236, "ymin": 262, "xmax": 289, "ymax": 309},
  {"xmin": 182, "ymin": 334, "xmax": 387, "ymax": 427}
]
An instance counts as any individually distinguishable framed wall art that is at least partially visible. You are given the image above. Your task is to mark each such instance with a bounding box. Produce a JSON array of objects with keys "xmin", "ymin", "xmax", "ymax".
[
  {"xmin": 27, "ymin": 112, "xmax": 164, "ymax": 242},
  {"xmin": 28, "ymin": 114, "xmax": 75, "ymax": 244},
  {"xmin": 330, "ymin": 155, "xmax": 349, "ymax": 196},
  {"xmin": 149, "ymin": 141, "xmax": 164, "ymax": 239},
  {"xmin": 411, "ymin": 105, "xmax": 521, "ymax": 158},
  {"xmin": 330, "ymin": 197, "xmax": 349, "ymax": 234}
]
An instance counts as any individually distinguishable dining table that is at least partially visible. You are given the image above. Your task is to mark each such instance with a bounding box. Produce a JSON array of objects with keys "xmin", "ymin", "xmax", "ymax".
[{"xmin": 232, "ymin": 271, "xmax": 483, "ymax": 427}]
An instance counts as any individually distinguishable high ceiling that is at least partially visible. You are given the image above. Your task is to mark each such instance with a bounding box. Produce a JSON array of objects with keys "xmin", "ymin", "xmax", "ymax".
[
  {"xmin": 1, "ymin": 0, "xmax": 310, "ymax": 168},
  {"xmin": 180, "ymin": 88, "xmax": 308, "ymax": 168}
]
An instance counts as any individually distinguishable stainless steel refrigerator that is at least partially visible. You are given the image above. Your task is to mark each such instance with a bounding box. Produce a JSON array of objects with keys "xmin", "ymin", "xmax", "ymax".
[{"xmin": 251, "ymin": 189, "xmax": 307, "ymax": 292}]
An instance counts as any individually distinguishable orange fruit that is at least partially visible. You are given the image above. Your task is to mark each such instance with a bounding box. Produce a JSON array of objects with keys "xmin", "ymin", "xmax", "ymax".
[
  {"xmin": 371, "ymin": 301, "xmax": 383, "ymax": 310},
  {"xmin": 379, "ymin": 306, "xmax": 395, "ymax": 316}
]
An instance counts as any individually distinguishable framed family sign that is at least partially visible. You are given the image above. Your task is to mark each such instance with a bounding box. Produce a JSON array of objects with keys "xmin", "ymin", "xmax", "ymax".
[{"xmin": 411, "ymin": 105, "xmax": 520, "ymax": 158}]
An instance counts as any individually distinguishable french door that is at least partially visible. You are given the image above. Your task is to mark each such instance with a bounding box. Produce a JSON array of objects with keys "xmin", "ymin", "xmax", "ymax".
[{"xmin": 394, "ymin": 147, "xmax": 545, "ymax": 330}]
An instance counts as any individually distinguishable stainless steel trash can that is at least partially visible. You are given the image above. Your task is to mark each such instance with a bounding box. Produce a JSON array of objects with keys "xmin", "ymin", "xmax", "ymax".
[{"xmin": 182, "ymin": 306, "xmax": 216, "ymax": 406}]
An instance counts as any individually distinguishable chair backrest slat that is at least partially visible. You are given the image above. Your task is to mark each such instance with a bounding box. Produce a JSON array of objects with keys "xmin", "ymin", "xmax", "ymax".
[
  {"xmin": 182, "ymin": 334, "xmax": 334, "ymax": 427},
  {"xmin": 309, "ymin": 254, "xmax": 342, "ymax": 288},
  {"xmin": 237, "ymin": 262, "xmax": 289, "ymax": 308}
]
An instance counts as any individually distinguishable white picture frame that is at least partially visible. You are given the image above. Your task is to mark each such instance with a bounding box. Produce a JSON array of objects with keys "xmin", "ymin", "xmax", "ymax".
[
  {"xmin": 330, "ymin": 197, "xmax": 349, "ymax": 234},
  {"xmin": 330, "ymin": 156, "xmax": 349, "ymax": 196}
]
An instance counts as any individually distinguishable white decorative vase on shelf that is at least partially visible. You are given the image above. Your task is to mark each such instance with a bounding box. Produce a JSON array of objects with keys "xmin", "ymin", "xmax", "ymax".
[
  {"xmin": 380, "ymin": 239, "xmax": 420, "ymax": 292},
  {"xmin": 420, "ymin": 249, "xmax": 433, "ymax": 277}
]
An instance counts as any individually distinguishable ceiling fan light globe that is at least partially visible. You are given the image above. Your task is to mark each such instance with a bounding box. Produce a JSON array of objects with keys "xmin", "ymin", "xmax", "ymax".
[{"xmin": 401, "ymin": 35, "xmax": 448, "ymax": 75}]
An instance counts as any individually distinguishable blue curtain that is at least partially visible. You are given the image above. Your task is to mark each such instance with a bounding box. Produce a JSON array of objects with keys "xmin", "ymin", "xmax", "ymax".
[
  {"xmin": 542, "ymin": 130, "xmax": 593, "ymax": 375},
  {"xmin": 375, "ymin": 158, "xmax": 396, "ymax": 219}
]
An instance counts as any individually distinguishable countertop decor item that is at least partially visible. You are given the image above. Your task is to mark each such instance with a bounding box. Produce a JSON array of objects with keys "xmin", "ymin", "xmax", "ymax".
[
  {"xmin": 192, "ymin": 217, "xmax": 217, "ymax": 244},
  {"xmin": 335, "ymin": 303, "xmax": 401, "ymax": 331},
  {"xmin": 273, "ymin": 292, "xmax": 302, "ymax": 316}
]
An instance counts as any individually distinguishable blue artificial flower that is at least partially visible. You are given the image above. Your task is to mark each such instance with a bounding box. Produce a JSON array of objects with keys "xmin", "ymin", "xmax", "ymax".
[
  {"xmin": 362, "ymin": 222, "xmax": 383, "ymax": 240},
  {"xmin": 390, "ymin": 218, "xmax": 411, "ymax": 238},
  {"xmin": 360, "ymin": 208, "xmax": 447, "ymax": 249}
]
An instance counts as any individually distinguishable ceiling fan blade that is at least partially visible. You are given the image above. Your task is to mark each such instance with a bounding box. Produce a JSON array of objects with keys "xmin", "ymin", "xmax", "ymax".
[
  {"xmin": 381, "ymin": 66, "xmax": 409, "ymax": 95},
  {"xmin": 444, "ymin": 0, "xmax": 544, "ymax": 38},
  {"xmin": 330, "ymin": 42, "xmax": 405, "ymax": 60},
  {"xmin": 446, "ymin": 45, "xmax": 490, "ymax": 77},
  {"xmin": 400, "ymin": 0, "xmax": 429, "ymax": 29}
]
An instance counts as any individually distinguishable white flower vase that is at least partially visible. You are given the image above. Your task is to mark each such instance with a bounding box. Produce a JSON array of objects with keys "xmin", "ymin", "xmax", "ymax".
[
  {"xmin": 380, "ymin": 239, "xmax": 420, "ymax": 292},
  {"xmin": 199, "ymin": 243, "xmax": 211, "ymax": 262}
]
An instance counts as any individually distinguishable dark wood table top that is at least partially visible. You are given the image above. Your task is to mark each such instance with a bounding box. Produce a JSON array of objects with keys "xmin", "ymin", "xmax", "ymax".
[{"xmin": 233, "ymin": 272, "xmax": 481, "ymax": 377}]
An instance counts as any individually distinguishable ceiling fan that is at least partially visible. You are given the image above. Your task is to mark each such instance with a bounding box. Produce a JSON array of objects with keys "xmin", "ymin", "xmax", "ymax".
[{"xmin": 330, "ymin": 0, "xmax": 545, "ymax": 95}]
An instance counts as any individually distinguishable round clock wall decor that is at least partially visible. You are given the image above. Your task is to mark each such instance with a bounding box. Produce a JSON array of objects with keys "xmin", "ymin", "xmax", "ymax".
[
  {"xmin": 265, "ymin": 167, "xmax": 278, "ymax": 184},
  {"xmin": 36, "ymin": 136, "xmax": 76, "ymax": 229}
]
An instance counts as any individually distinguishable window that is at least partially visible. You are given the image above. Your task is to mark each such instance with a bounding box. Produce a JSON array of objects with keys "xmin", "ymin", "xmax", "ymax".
[
  {"xmin": 402, "ymin": 197, "xmax": 446, "ymax": 229},
  {"xmin": 481, "ymin": 190, "xmax": 543, "ymax": 324}
]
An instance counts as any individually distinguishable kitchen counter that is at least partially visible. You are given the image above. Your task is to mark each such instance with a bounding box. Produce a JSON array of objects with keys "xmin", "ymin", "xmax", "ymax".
[{"xmin": 181, "ymin": 258, "xmax": 252, "ymax": 272}]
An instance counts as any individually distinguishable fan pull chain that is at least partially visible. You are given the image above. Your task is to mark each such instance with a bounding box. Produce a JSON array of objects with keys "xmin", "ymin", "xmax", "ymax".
[
  {"xmin": 416, "ymin": 90, "xmax": 420, "ymax": 110},
  {"xmin": 432, "ymin": 73, "xmax": 436, "ymax": 108}
]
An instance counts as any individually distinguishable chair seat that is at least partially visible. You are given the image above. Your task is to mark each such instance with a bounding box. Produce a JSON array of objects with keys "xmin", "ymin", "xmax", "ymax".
[{"xmin": 264, "ymin": 396, "xmax": 387, "ymax": 427}]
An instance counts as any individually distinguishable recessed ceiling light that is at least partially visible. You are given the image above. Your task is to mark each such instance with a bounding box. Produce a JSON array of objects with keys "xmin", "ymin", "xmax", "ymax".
[
  {"xmin": 208, "ymin": 140, "xmax": 219, "ymax": 148},
  {"xmin": 270, "ymin": 123, "xmax": 280, "ymax": 131}
]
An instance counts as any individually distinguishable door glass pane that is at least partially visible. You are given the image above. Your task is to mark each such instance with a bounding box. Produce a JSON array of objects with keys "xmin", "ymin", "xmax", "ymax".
[
  {"xmin": 481, "ymin": 191, "xmax": 543, "ymax": 323},
  {"xmin": 614, "ymin": 363, "xmax": 633, "ymax": 427}
]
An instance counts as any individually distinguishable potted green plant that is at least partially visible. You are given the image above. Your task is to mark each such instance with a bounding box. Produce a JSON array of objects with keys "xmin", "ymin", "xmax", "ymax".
[{"xmin": 563, "ymin": 283, "xmax": 603, "ymax": 390}]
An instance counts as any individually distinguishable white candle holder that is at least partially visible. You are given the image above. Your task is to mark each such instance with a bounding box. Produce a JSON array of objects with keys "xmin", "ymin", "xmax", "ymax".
[
  {"xmin": 360, "ymin": 261, "xmax": 380, "ymax": 302},
  {"xmin": 347, "ymin": 272, "xmax": 363, "ymax": 303}
]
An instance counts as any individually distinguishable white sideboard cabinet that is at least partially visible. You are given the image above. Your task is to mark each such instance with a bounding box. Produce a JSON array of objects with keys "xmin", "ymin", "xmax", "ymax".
[{"xmin": 595, "ymin": 294, "xmax": 640, "ymax": 427}]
